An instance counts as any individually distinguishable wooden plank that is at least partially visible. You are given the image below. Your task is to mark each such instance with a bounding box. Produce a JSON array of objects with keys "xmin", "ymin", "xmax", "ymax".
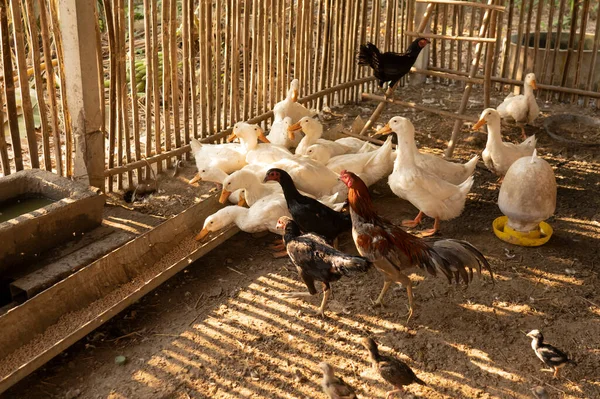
[
  {"xmin": 0, "ymin": 0, "xmax": 23, "ymax": 171},
  {"xmin": 9, "ymin": 0, "xmax": 38, "ymax": 169},
  {"xmin": 0, "ymin": 194, "xmax": 239, "ymax": 394}
]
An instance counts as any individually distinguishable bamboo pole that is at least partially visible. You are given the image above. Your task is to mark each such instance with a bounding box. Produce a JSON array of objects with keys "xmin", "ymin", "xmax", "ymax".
[
  {"xmin": 221, "ymin": 0, "xmax": 230, "ymax": 126},
  {"xmin": 532, "ymin": 0, "xmax": 544, "ymax": 77},
  {"xmin": 329, "ymin": 0, "xmax": 341, "ymax": 106},
  {"xmin": 571, "ymin": 0, "xmax": 590, "ymax": 103},
  {"xmin": 584, "ymin": 3, "xmax": 600, "ymax": 103},
  {"xmin": 358, "ymin": 0, "xmax": 367, "ymax": 96},
  {"xmin": 317, "ymin": 0, "xmax": 331, "ymax": 109},
  {"xmin": 49, "ymin": 0, "xmax": 72, "ymax": 176},
  {"xmin": 242, "ymin": 0, "xmax": 250, "ymax": 121},
  {"xmin": 268, "ymin": 0, "xmax": 275, "ymax": 112},
  {"xmin": 260, "ymin": 0, "xmax": 268, "ymax": 117},
  {"xmin": 232, "ymin": 0, "xmax": 240, "ymax": 122},
  {"xmin": 169, "ymin": 0, "xmax": 180, "ymax": 158},
  {"xmin": 449, "ymin": 4, "xmax": 456, "ymax": 75},
  {"xmin": 93, "ymin": 4, "xmax": 105, "ymax": 172},
  {"xmin": 205, "ymin": 0, "xmax": 215, "ymax": 136},
  {"xmin": 499, "ymin": 0, "xmax": 514, "ymax": 91},
  {"xmin": 404, "ymin": 31, "xmax": 498, "ymax": 42},
  {"xmin": 440, "ymin": 4, "xmax": 448, "ymax": 82},
  {"xmin": 40, "ymin": 0, "xmax": 62, "ymax": 176},
  {"xmin": 24, "ymin": 0, "xmax": 51, "ymax": 171},
  {"xmin": 302, "ymin": 0, "xmax": 312, "ymax": 109},
  {"xmin": 189, "ymin": 0, "xmax": 198, "ymax": 139},
  {"xmin": 115, "ymin": 0, "xmax": 126, "ymax": 189},
  {"xmin": 142, "ymin": 0, "xmax": 153, "ymax": 179},
  {"xmin": 522, "ymin": 0, "xmax": 534, "ymax": 75},
  {"xmin": 151, "ymin": 0, "xmax": 161, "ymax": 173},
  {"xmin": 214, "ymin": 0, "xmax": 222, "ymax": 132},
  {"xmin": 0, "ymin": 84, "xmax": 8, "ymax": 174},
  {"xmin": 559, "ymin": 0, "xmax": 579, "ymax": 100},
  {"xmin": 348, "ymin": 0, "xmax": 360, "ymax": 102},
  {"xmin": 312, "ymin": 0, "xmax": 324, "ymax": 107},
  {"xmin": 277, "ymin": 0, "xmax": 285, "ymax": 106},
  {"xmin": 128, "ymin": 0, "xmax": 142, "ymax": 183},
  {"xmin": 249, "ymin": 0, "xmax": 258, "ymax": 119},
  {"xmin": 539, "ymin": 0, "xmax": 555, "ymax": 87},
  {"xmin": 548, "ymin": 0, "xmax": 566, "ymax": 92},
  {"xmin": 432, "ymin": 4, "xmax": 438, "ymax": 75},
  {"xmin": 457, "ymin": 4, "xmax": 464, "ymax": 78},
  {"xmin": 161, "ymin": 0, "xmax": 172, "ymax": 169},
  {"xmin": 286, "ymin": 0, "xmax": 294, "ymax": 89},
  {"xmin": 483, "ymin": 9, "xmax": 497, "ymax": 108},
  {"xmin": 182, "ymin": 0, "xmax": 190, "ymax": 150},
  {"xmin": 415, "ymin": 0, "xmax": 505, "ymax": 11},
  {"xmin": 446, "ymin": 0, "xmax": 494, "ymax": 158},
  {"xmin": 10, "ymin": 0, "xmax": 38, "ymax": 169},
  {"xmin": 103, "ymin": 0, "xmax": 116, "ymax": 189},
  {"xmin": 510, "ymin": 0, "xmax": 526, "ymax": 90}
]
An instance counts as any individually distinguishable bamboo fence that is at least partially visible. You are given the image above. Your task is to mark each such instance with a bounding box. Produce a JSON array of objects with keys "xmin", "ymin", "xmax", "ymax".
[{"xmin": 0, "ymin": 0, "xmax": 599, "ymax": 189}]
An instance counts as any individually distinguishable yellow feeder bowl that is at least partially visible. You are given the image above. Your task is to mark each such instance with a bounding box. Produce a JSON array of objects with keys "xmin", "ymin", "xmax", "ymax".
[{"xmin": 492, "ymin": 216, "xmax": 553, "ymax": 247}]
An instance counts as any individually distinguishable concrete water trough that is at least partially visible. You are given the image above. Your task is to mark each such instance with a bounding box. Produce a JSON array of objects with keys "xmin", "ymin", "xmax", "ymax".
[{"xmin": 0, "ymin": 169, "xmax": 105, "ymax": 274}]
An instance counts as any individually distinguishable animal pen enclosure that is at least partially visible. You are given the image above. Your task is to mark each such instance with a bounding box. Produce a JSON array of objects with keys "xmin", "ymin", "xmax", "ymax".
[{"xmin": 0, "ymin": 0, "xmax": 598, "ymax": 189}]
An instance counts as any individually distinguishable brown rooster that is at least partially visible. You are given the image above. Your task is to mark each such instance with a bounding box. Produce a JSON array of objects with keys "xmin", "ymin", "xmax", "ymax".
[{"xmin": 339, "ymin": 170, "xmax": 494, "ymax": 321}]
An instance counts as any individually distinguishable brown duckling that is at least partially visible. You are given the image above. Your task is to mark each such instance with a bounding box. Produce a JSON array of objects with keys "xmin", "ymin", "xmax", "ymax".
[
  {"xmin": 319, "ymin": 362, "xmax": 357, "ymax": 399},
  {"xmin": 361, "ymin": 337, "xmax": 426, "ymax": 398},
  {"xmin": 527, "ymin": 329, "xmax": 574, "ymax": 379}
]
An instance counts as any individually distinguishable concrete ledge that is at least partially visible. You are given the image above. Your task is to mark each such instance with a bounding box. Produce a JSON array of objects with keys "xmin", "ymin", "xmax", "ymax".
[{"xmin": 0, "ymin": 170, "xmax": 105, "ymax": 272}]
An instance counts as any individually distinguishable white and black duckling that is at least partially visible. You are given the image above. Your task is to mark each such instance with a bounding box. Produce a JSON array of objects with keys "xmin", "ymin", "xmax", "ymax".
[
  {"xmin": 527, "ymin": 329, "xmax": 574, "ymax": 379},
  {"xmin": 361, "ymin": 337, "xmax": 426, "ymax": 399},
  {"xmin": 319, "ymin": 362, "xmax": 357, "ymax": 399},
  {"xmin": 276, "ymin": 216, "xmax": 370, "ymax": 317}
]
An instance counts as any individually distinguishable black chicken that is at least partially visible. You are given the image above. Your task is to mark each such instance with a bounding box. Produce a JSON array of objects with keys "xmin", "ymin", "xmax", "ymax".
[
  {"xmin": 264, "ymin": 168, "xmax": 351, "ymax": 246},
  {"xmin": 358, "ymin": 38, "xmax": 430, "ymax": 90},
  {"xmin": 361, "ymin": 337, "xmax": 426, "ymax": 398},
  {"xmin": 276, "ymin": 216, "xmax": 370, "ymax": 317}
]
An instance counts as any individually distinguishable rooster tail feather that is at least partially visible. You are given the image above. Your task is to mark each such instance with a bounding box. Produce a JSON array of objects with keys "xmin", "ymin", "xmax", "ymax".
[
  {"xmin": 428, "ymin": 239, "xmax": 494, "ymax": 285},
  {"xmin": 413, "ymin": 376, "xmax": 427, "ymax": 386},
  {"xmin": 358, "ymin": 42, "xmax": 381, "ymax": 69},
  {"xmin": 332, "ymin": 256, "xmax": 372, "ymax": 277}
]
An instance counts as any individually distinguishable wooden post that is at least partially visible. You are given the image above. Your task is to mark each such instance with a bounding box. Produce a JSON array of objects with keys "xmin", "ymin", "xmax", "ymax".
[
  {"xmin": 410, "ymin": 2, "xmax": 433, "ymax": 85},
  {"xmin": 58, "ymin": 0, "xmax": 104, "ymax": 189}
]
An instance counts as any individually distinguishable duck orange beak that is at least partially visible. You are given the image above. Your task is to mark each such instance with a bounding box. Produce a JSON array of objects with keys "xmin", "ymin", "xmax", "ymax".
[
  {"xmin": 376, "ymin": 123, "xmax": 393, "ymax": 135},
  {"xmin": 530, "ymin": 79, "xmax": 538, "ymax": 90},
  {"xmin": 257, "ymin": 128, "xmax": 270, "ymax": 143},
  {"xmin": 189, "ymin": 173, "xmax": 201, "ymax": 184},
  {"xmin": 219, "ymin": 189, "xmax": 231, "ymax": 204},
  {"xmin": 227, "ymin": 132, "xmax": 237, "ymax": 142},
  {"xmin": 237, "ymin": 192, "xmax": 247, "ymax": 207},
  {"xmin": 194, "ymin": 228, "xmax": 210, "ymax": 241},
  {"xmin": 288, "ymin": 121, "xmax": 302, "ymax": 140},
  {"xmin": 291, "ymin": 89, "xmax": 299, "ymax": 102},
  {"xmin": 473, "ymin": 118, "xmax": 486, "ymax": 131}
]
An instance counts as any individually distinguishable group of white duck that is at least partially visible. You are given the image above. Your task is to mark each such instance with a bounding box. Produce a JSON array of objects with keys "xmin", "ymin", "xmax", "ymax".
[{"xmin": 191, "ymin": 73, "xmax": 541, "ymax": 241}]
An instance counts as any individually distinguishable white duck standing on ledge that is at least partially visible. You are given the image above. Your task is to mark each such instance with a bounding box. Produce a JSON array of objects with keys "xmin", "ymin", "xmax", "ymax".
[
  {"xmin": 288, "ymin": 117, "xmax": 350, "ymax": 156},
  {"xmin": 228, "ymin": 122, "xmax": 293, "ymax": 164},
  {"xmin": 380, "ymin": 116, "xmax": 474, "ymax": 236},
  {"xmin": 474, "ymin": 108, "xmax": 537, "ymax": 177},
  {"xmin": 496, "ymin": 72, "xmax": 540, "ymax": 139},
  {"xmin": 273, "ymin": 79, "xmax": 315, "ymax": 124}
]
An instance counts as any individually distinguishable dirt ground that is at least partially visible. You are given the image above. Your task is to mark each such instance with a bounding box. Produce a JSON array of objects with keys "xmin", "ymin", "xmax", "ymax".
[{"xmin": 4, "ymin": 84, "xmax": 600, "ymax": 399}]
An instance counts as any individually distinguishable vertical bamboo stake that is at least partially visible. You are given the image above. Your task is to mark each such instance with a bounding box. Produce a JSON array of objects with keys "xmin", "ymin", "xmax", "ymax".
[
  {"xmin": 115, "ymin": 0, "xmax": 126, "ymax": 189},
  {"xmin": 214, "ymin": 0, "xmax": 222, "ymax": 131},
  {"xmin": 311, "ymin": 0, "xmax": 324, "ymax": 107},
  {"xmin": 358, "ymin": 0, "xmax": 368, "ymax": 96},
  {"xmin": 169, "ymin": 0, "xmax": 180, "ymax": 156},
  {"xmin": 286, "ymin": 0, "xmax": 294, "ymax": 88},
  {"xmin": 303, "ymin": 0, "xmax": 313, "ymax": 106},
  {"xmin": 457, "ymin": 5, "xmax": 464, "ymax": 76},
  {"xmin": 510, "ymin": 0, "xmax": 527, "ymax": 90},
  {"xmin": 49, "ymin": 0, "xmax": 72, "ymax": 176},
  {"xmin": 432, "ymin": 5, "xmax": 438, "ymax": 76},
  {"xmin": 231, "ymin": 0, "xmax": 240, "ymax": 123},
  {"xmin": 548, "ymin": 0, "xmax": 567, "ymax": 92},
  {"xmin": 492, "ymin": 3, "xmax": 503, "ymax": 81},
  {"xmin": 161, "ymin": 0, "xmax": 172, "ymax": 168},
  {"xmin": 128, "ymin": 0, "xmax": 142, "ymax": 182},
  {"xmin": 532, "ymin": 0, "xmax": 544, "ymax": 78},
  {"xmin": 205, "ymin": 0, "xmax": 214, "ymax": 133},
  {"xmin": 103, "ymin": 0, "xmax": 116, "ymax": 189},
  {"xmin": 120, "ymin": 0, "xmax": 133, "ymax": 188},
  {"xmin": 584, "ymin": 3, "xmax": 600, "ymax": 102},
  {"xmin": 540, "ymin": 0, "xmax": 556, "ymax": 86},
  {"xmin": 484, "ymin": 9, "xmax": 497, "ymax": 108},
  {"xmin": 465, "ymin": 6, "xmax": 476, "ymax": 80},
  {"xmin": 0, "ymin": 84, "xmax": 8, "ymax": 174},
  {"xmin": 341, "ymin": 0, "xmax": 352, "ymax": 104},
  {"xmin": 293, "ymin": 0, "xmax": 303, "ymax": 93},
  {"xmin": 10, "ymin": 0, "xmax": 38, "ymax": 169},
  {"xmin": 249, "ymin": 0, "xmax": 258, "ymax": 118},
  {"xmin": 440, "ymin": 4, "xmax": 448, "ymax": 82},
  {"xmin": 24, "ymin": 0, "xmax": 52, "ymax": 171},
  {"xmin": 260, "ymin": 0, "xmax": 267, "ymax": 116},
  {"xmin": 500, "ymin": 0, "xmax": 514, "ymax": 90},
  {"xmin": 0, "ymin": 0, "xmax": 22, "ymax": 171},
  {"xmin": 559, "ymin": 0, "xmax": 579, "ymax": 99},
  {"xmin": 40, "ymin": 0, "xmax": 62, "ymax": 175},
  {"xmin": 350, "ymin": 0, "xmax": 361, "ymax": 101},
  {"xmin": 222, "ymin": 0, "xmax": 230, "ymax": 124},
  {"xmin": 269, "ymin": 0, "xmax": 276, "ymax": 112},
  {"xmin": 317, "ymin": 0, "xmax": 331, "ymax": 109},
  {"xmin": 277, "ymin": 0, "xmax": 285, "ymax": 105},
  {"xmin": 571, "ymin": 0, "xmax": 590, "ymax": 103},
  {"xmin": 190, "ymin": 0, "xmax": 198, "ymax": 139},
  {"xmin": 143, "ymin": 0, "xmax": 154, "ymax": 179},
  {"xmin": 243, "ymin": 0, "xmax": 250, "ymax": 120},
  {"xmin": 522, "ymin": 0, "xmax": 534, "ymax": 75},
  {"xmin": 93, "ymin": 4, "xmax": 105, "ymax": 169},
  {"xmin": 182, "ymin": 0, "xmax": 190, "ymax": 148},
  {"xmin": 199, "ymin": 0, "xmax": 207, "ymax": 137},
  {"xmin": 449, "ymin": 4, "xmax": 456, "ymax": 75},
  {"xmin": 151, "ymin": 0, "xmax": 162, "ymax": 173},
  {"xmin": 328, "ymin": 0, "xmax": 340, "ymax": 106}
]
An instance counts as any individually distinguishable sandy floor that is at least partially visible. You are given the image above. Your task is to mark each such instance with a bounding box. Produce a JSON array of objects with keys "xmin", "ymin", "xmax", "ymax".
[{"xmin": 4, "ymin": 85, "xmax": 600, "ymax": 399}]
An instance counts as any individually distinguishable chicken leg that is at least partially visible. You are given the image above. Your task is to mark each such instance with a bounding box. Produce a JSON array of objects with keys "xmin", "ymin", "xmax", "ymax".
[
  {"xmin": 402, "ymin": 211, "xmax": 423, "ymax": 228},
  {"xmin": 317, "ymin": 287, "xmax": 332, "ymax": 318},
  {"xmin": 373, "ymin": 259, "xmax": 415, "ymax": 321},
  {"xmin": 386, "ymin": 386, "xmax": 404, "ymax": 399}
]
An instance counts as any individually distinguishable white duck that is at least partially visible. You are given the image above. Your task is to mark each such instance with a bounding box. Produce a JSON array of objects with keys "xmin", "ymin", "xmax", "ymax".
[
  {"xmin": 496, "ymin": 72, "xmax": 540, "ymax": 139},
  {"xmin": 273, "ymin": 79, "xmax": 315, "ymax": 124},
  {"xmin": 289, "ymin": 117, "xmax": 350, "ymax": 156},
  {"xmin": 381, "ymin": 117, "xmax": 474, "ymax": 236},
  {"xmin": 189, "ymin": 138, "xmax": 246, "ymax": 185},
  {"xmin": 474, "ymin": 108, "xmax": 537, "ymax": 177},
  {"xmin": 220, "ymin": 168, "xmax": 344, "ymax": 210},
  {"xmin": 334, "ymin": 137, "xmax": 378, "ymax": 153},
  {"xmin": 228, "ymin": 122, "xmax": 294, "ymax": 164},
  {"xmin": 306, "ymin": 140, "xmax": 376, "ymax": 164},
  {"xmin": 195, "ymin": 194, "xmax": 291, "ymax": 245},
  {"xmin": 266, "ymin": 117, "xmax": 301, "ymax": 148}
]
